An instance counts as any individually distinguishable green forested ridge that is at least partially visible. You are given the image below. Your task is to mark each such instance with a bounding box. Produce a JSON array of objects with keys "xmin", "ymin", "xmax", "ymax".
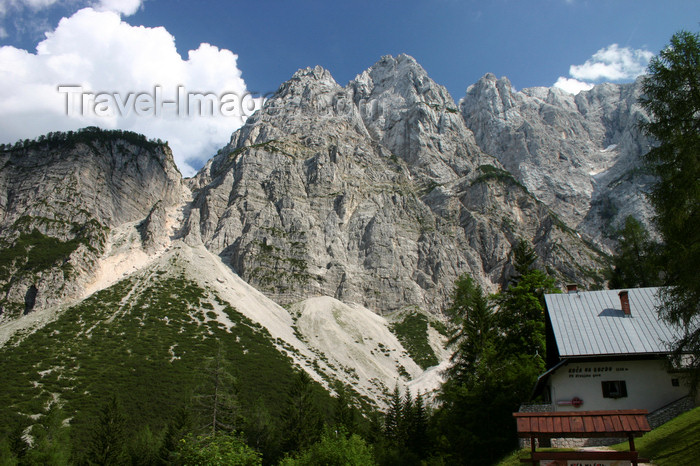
[
  {"xmin": 0, "ymin": 266, "xmax": 335, "ymax": 463},
  {"xmin": 0, "ymin": 126, "xmax": 166, "ymax": 154}
]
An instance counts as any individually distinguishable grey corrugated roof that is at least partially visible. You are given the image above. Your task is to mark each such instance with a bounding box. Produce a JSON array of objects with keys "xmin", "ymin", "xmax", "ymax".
[{"xmin": 545, "ymin": 287, "xmax": 682, "ymax": 358}]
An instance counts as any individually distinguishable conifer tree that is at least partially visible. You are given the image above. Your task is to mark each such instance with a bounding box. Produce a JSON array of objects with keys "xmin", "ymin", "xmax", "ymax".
[
  {"xmin": 639, "ymin": 30, "xmax": 700, "ymax": 380},
  {"xmin": 282, "ymin": 370, "xmax": 323, "ymax": 452},
  {"xmin": 193, "ymin": 341, "xmax": 241, "ymax": 435},
  {"xmin": 383, "ymin": 385, "xmax": 402, "ymax": 444},
  {"xmin": 608, "ymin": 216, "xmax": 662, "ymax": 288},
  {"xmin": 332, "ymin": 382, "xmax": 358, "ymax": 435},
  {"xmin": 85, "ymin": 395, "xmax": 129, "ymax": 465},
  {"xmin": 408, "ymin": 391, "xmax": 428, "ymax": 458}
]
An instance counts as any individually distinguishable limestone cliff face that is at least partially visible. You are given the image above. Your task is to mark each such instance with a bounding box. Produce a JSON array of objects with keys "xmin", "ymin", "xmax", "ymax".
[
  {"xmin": 0, "ymin": 129, "xmax": 183, "ymax": 319},
  {"xmin": 185, "ymin": 56, "xmax": 607, "ymax": 315},
  {"xmin": 460, "ymin": 74, "xmax": 656, "ymax": 251},
  {"xmin": 0, "ymin": 57, "xmax": 655, "ymax": 323}
]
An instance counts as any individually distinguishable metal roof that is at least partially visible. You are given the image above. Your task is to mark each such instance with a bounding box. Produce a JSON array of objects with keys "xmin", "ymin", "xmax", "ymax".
[{"xmin": 545, "ymin": 287, "xmax": 682, "ymax": 358}]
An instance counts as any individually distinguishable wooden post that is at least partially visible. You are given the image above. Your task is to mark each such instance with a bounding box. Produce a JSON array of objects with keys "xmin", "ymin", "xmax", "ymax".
[
  {"xmin": 629, "ymin": 434, "xmax": 638, "ymax": 466},
  {"xmin": 530, "ymin": 437, "xmax": 538, "ymax": 466}
]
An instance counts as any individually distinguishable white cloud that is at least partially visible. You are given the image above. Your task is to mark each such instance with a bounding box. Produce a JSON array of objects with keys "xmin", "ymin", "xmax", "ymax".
[
  {"xmin": 2, "ymin": 0, "xmax": 61, "ymax": 10},
  {"xmin": 1, "ymin": 0, "xmax": 142, "ymax": 15},
  {"xmin": 554, "ymin": 44, "xmax": 653, "ymax": 95},
  {"xmin": 0, "ymin": 7, "xmax": 259, "ymax": 176},
  {"xmin": 553, "ymin": 77, "xmax": 594, "ymax": 95},
  {"xmin": 94, "ymin": 0, "xmax": 141, "ymax": 16},
  {"xmin": 570, "ymin": 44, "xmax": 653, "ymax": 81},
  {"xmin": 0, "ymin": 1, "xmax": 142, "ymax": 52}
]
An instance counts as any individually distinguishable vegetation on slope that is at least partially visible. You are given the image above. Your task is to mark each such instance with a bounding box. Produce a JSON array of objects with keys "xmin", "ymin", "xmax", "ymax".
[
  {"xmin": 390, "ymin": 311, "xmax": 439, "ymax": 370},
  {"xmin": 0, "ymin": 267, "xmax": 335, "ymax": 463},
  {"xmin": 0, "ymin": 126, "xmax": 166, "ymax": 153},
  {"xmin": 611, "ymin": 406, "xmax": 700, "ymax": 465}
]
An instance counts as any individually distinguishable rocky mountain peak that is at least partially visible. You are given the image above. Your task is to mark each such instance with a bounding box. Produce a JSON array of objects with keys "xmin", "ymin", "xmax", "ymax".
[
  {"xmin": 286, "ymin": 64, "xmax": 339, "ymax": 90},
  {"xmin": 0, "ymin": 128, "xmax": 185, "ymax": 320},
  {"xmin": 180, "ymin": 57, "xmax": 611, "ymax": 315},
  {"xmin": 352, "ymin": 53, "xmax": 452, "ymax": 108},
  {"xmin": 460, "ymin": 76, "xmax": 655, "ymax": 250}
]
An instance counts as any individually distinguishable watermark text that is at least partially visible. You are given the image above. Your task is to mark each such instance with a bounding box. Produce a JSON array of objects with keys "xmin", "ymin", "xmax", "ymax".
[{"xmin": 58, "ymin": 85, "xmax": 269, "ymax": 121}]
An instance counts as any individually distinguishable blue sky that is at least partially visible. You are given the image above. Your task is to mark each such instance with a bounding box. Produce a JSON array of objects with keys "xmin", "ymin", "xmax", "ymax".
[
  {"xmin": 0, "ymin": 0, "xmax": 698, "ymax": 175},
  {"xmin": 129, "ymin": 0, "xmax": 700, "ymax": 97}
]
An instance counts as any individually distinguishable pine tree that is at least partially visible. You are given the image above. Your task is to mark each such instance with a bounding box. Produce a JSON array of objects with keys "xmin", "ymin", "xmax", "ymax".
[
  {"xmin": 510, "ymin": 239, "xmax": 538, "ymax": 285},
  {"xmin": 444, "ymin": 274, "xmax": 496, "ymax": 387},
  {"xmin": 408, "ymin": 391, "xmax": 428, "ymax": 458},
  {"xmin": 244, "ymin": 397, "xmax": 276, "ymax": 455},
  {"xmin": 85, "ymin": 395, "xmax": 129, "ymax": 465},
  {"xmin": 22, "ymin": 406, "xmax": 71, "ymax": 465},
  {"xmin": 401, "ymin": 387, "xmax": 414, "ymax": 446},
  {"xmin": 383, "ymin": 385, "xmax": 402, "ymax": 444},
  {"xmin": 282, "ymin": 370, "xmax": 323, "ymax": 452},
  {"xmin": 608, "ymin": 216, "xmax": 662, "ymax": 288},
  {"xmin": 160, "ymin": 405, "xmax": 192, "ymax": 463},
  {"xmin": 193, "ymin": 341, "xmax": 241, "ymax": 435},
  {"xmin": 332, "ymin": 382, "xmax": 357, "ymax": 435},
  {"xmin": 639, "ymin": 30, "xmax": 700, "ymax": 381}
]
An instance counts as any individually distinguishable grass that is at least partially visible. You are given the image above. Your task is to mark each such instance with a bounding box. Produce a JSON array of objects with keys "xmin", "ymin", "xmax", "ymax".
[
  {"xmin": 610, "ymin": 406, "xmax": 700, "ymax": 465},
  {"xmin": 497, "ymin": 407, "xmax": 700, "ymax": 466},
  {"xmin": 497, "ymin": 447, "xmax": 575, "ymax": 466}
]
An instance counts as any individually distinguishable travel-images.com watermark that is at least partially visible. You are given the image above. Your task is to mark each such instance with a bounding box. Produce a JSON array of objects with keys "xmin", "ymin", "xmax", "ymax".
[{"xmin": 58, "ymin": 85, "xmax": 270, "ymax": 121}]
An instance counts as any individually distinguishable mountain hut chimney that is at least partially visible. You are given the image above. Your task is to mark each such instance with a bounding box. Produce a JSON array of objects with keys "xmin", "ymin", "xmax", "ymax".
[{"xmin": 619, "ymin": 290, "xmax": 631, "ymax": 315}]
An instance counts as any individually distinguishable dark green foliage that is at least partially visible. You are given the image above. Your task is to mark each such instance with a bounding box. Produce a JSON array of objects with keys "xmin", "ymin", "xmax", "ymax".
[
  {"xmin": 436, "ymin": 243, "xmax": 559, "ymax": 463},
  {"xmin": 377, "ymin": 386, "xmax": 428, "ymax": 465},
  {"xmin": 0, "ymin": 126, "xmax": 165, "ymax": 154},
  {"xmin": 21, "ymin": 406, "xmax": 72, "ymax": 466},
  {"xmin": 511, "ymin": 239, "xmax": 537, "ymax": 281},
  {"xmin": 0, "ymin": 216, "xmax": 108, "ymax": 318},
  {"xmin": 160, "ymin": 406, "xmax": 194, "ymax": 463},
  {"xmin": 0, "ymin": 229, "xmax": 81, "ymax": 275},
  {"xmin": 243, "ymin": 398, "xmax": 279, "ymax": 461},
  {"xmin": 390, "ymin": 312, "xmax": 439, "ymax": 369},
  {"xmin": 174, "ymin": 432, "xmax": 262, "ymax": 465},
  {"xmin": 193, "ymin": 341, "xmax": 243, "ymax": 435},
  {"xmin": 494, "ymin": 268, "xmax": 558, "ymax": 362},
  {"xmin": 128, "ymin": 425, "xmax": 163, "ymax": 466},
  {"xmin": 84, "ymin": 395, "xmax": 129, "ymax": 465},
  {"xmin": 281, "ymin": 370, "xmax": 324, "ymax": 452},
  {"xmin": 279, "ymin": 427, "xmax": 375, "ymax": 466},
  {"xmin": 383, "ymin": 386, "xmax": 403, "ymax": 444},
  {"xmin": 0, "ymin": 271, "xmax": 334, "ymax": 463},
  {"xmin": 608, "ymin": 216, "xmax": 663, "ymax": 288},
  {"xmin": 332, "ymin": 382, "xmax": 360, "ymax": 436},
  {"xmin": 444, "ymin": 275, "xmax": 496, "ymax": 387},
  {"xmin": 639, "ymin": 30, "xmax": 700, "ymax": 383},
  {"xmin": 472, "ymin": 164, "xmax": 523, "ymax": 188}
]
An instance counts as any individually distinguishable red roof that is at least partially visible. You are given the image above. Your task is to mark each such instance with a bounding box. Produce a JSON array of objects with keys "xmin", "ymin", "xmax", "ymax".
[{"xmin": 513, "ymin": 410, "xmax": 651, "ymax": 438}]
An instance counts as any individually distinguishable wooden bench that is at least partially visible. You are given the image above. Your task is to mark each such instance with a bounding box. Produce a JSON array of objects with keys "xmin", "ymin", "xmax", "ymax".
[{"xmin": 513, "ymin": 410, "xmax": 651, "ymax": 466}]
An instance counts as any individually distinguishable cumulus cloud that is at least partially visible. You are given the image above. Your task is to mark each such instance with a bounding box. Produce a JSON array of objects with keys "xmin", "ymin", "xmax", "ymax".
[
  {"xmin": 0, "ymin": 0, "xmax": 141, "ymax": 15},
  {"xmin": 0, "ymin": 1, "xmax": 142, "ymax": 60},
  {"xmin": 0, "ymin": 7, "xmax": 260, "ymax": 176},
  {"xmin": 94, "ymin": 0, "xmax": 142, "ymax": 16},
  {"xmin": 570, "ymin": 44, "xmax": 653, "ymax": 81},
  {"xmin": 554, "ymin": 44, "xmax": 653, "ymax": 95},
  {"xmin": 553, "ymin": 77, "xmax": 594, "ymax": 95}
]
